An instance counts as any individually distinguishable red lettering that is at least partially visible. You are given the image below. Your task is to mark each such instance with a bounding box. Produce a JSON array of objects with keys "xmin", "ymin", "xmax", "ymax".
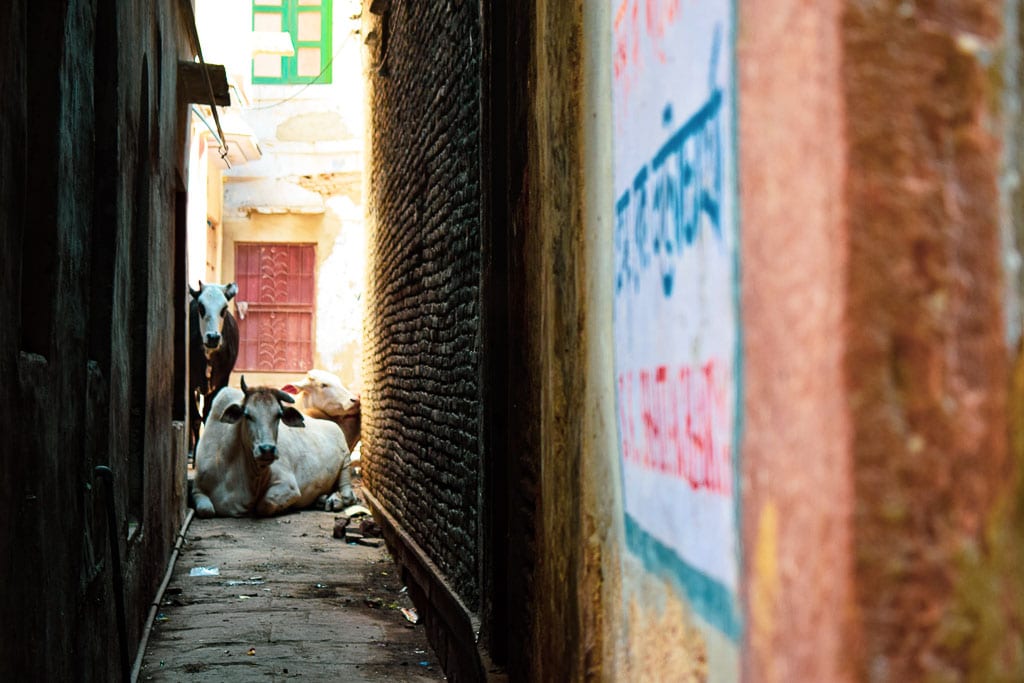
[
  {"xmin": 658, "ymin": 372, "xmax": 671, "ymax": 473},
  {"xmin": 646, "ymin": 0, "xmax": 679, "ymax": 63},
  {"xmin": 619, "ymin": 371, "xmax": 640, "ymax": 465},
  {"xmin": 701, "ymin": 361, "xmax": 716, "ymax": 492},
  {"xmin": 617, "ymin": 373, "xmax": 630, "ymax": 463},
  {"xmin": 696, "ymin": 366, "xmax": 709, "ymax": 490},
  {"xmin": 666, "ymin": 365, "xmax": 682, "ymax": 478},
  {"xmin": 679, "ymin": 365, "xmax": 695, "ymax": 488},
  {"xmin": 613, "ymin": 0, "xmax": 683, "ymax": 89},
  {"xmin": 619, "ymin": 359, "xmax": 733, "ymax": 496},
  {"xmin": 639, "ymin": 369, "xmax": 654, "ymax": 468}
]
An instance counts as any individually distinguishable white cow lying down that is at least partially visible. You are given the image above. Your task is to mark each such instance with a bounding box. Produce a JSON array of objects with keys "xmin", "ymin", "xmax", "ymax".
[
  {"xmin": 192, "ymin": 378, "xmax": 357, "ymax": 518},
  {"xmin": 282, "ymin": 369, "xmax": 361, "ymax": 451}
]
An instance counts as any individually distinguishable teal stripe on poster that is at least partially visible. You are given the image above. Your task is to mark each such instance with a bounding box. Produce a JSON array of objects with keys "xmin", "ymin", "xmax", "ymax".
[{"xmin": 625, "ymin": 513, "xmax": 742, "ymax": 642}]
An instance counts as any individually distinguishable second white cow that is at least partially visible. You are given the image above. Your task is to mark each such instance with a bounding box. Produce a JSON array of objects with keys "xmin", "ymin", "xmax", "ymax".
[
  {"xmin": 282, "ymin": 369, "xmax": 361, "ymax": 451},
  {"xmin": 192, "ymin": 377, "xmax": 357, "ymax": 518}
]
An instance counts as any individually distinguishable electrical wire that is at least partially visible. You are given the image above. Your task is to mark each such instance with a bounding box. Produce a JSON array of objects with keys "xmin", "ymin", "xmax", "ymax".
[
  {"xmin": 247, "ymin": 26, "xmax": 357, "ymax": 111},
  {"xmin": 179, "ymin": 0, "xmax": 231, "ymax": 166},
  {"xmin": 191, "ymin": 105, "xmax": 224, "ymax": 148}
]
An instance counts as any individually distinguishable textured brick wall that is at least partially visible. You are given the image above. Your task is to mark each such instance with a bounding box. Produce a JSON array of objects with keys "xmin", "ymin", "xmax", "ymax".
[{"xmin": 363, "ymin": 1, "xmax": 483, "ymax": 609}]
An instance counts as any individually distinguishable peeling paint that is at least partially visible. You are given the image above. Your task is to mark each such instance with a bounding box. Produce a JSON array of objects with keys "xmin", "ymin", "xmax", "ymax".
[{"xmin": 623, "ymin": 572, "xmax": 710, "ymax": 682}]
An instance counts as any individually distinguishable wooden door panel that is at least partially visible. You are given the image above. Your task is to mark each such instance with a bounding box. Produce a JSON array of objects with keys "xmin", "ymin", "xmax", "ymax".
[{"xmin": 235, "ymin": 243, "xmax": 315, "ymax": 372}]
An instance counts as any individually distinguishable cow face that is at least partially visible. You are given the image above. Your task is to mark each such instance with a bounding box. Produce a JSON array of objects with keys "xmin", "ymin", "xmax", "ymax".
[
  {"xmin": 292, "ymin": 369, "xmax": 361, "ymax": 417},
  {"xmin": 190, "ymin": 281, "xmax": 238, "ymax": 357},
  {"xmin": 221, "ymin": 377, "xmax": 305, "ymax": 467}
]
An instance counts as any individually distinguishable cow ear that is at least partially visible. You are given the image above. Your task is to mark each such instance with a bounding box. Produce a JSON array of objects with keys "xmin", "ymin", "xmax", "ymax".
[
  {"xmin": 281, "ymin": 406, "xmax": 305, "ymax": 428},
  {"xmin": 189, "ymin": 284, "xmax": 200, "ymax": 299},
  {"xmin": 224, "ymin": 282, "xmax": 238, "ymax": 300},
  {"xmin": 221, "ymin": 404, "xmax": 244, "ymax": 424}
]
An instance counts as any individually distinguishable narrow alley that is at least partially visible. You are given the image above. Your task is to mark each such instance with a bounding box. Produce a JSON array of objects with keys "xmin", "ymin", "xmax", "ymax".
[
  {"xmin": 6, "ymin": 1, "xmax": 1024, "ymax": 682},
  {"xmin": 138, "ymin": 480, "xmax": 443, "ymax": 681}
]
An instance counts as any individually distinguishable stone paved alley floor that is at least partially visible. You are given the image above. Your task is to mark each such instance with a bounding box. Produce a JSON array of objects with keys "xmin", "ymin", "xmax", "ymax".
[{"xmin": 139, "ymin": 486, "xmax": 445, "ymax": 682}]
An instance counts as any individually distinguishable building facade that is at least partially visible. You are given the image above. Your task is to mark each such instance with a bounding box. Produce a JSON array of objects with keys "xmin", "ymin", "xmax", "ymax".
[
  {"xmin": 1, "ymin": 0, "xmax": 205, "ymax": 678},
  {"xmin": 361, "ymin": 1, "xmax": 1024, "ymax": 681},
  {"xmin": 192, "ymin": 0, "xmax": 367, "ymax": 391}
]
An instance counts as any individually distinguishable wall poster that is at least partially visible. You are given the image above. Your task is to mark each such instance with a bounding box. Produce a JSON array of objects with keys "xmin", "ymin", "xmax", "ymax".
[{"xmin": 612, "ymin": 0, "xmax": 740, "ymax": 639}]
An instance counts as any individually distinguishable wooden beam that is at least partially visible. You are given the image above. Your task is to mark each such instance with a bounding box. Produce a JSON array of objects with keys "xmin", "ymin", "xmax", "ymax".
[{"xmin": 177, "ymin": 61, "xmax": 229, "ymax": 106}]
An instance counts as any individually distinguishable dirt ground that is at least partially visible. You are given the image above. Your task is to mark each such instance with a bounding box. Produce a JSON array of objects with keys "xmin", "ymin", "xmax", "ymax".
[{"xmin": 138, "ymin": 481, "xmax": 445, "ymax": 682}]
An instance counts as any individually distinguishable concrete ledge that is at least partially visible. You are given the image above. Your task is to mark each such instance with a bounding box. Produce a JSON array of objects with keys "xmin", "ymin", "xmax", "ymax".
[{"xmin": 362, "ymin": 488, "xmax": 505, "ymax": 682}]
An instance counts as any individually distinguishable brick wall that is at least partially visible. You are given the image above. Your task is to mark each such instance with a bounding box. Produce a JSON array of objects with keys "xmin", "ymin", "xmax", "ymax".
[{"xmin": 363, "ymin": 1, "xmax": 483, "ymax": 611}]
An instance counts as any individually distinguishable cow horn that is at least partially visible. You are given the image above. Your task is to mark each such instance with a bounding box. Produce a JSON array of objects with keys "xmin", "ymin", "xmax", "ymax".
[
  {"xmin": 240, "ymin": 376, "xmax": 250, "ymax": 395},
  {"xmin": 272, "ymin": 388, "xmax": 296, "ymax": 404}
]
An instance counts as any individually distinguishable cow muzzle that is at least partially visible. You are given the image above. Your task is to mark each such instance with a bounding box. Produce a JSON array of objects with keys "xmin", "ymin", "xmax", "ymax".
[
  {"xmin": 254, "ymin": 443, "xmax": 277, "ymax": 465},
  {"xmin": 204, "ymin": 333, "xmax": 222, "ymax": 350}
]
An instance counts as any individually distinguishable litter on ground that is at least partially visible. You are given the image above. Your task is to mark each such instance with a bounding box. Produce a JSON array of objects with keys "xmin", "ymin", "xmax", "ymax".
[{"xmin": 189, "ymin": 566, "xmax": 220, "ymax": 576}]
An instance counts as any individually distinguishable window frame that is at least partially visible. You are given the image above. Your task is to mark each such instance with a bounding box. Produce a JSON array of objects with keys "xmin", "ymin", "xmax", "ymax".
[{"xmin": 252, "ymin": 0, "xmax": 333, "ymax": 85}]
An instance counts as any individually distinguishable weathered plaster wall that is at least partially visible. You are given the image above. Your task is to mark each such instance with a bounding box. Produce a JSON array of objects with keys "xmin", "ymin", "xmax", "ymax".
[
  {"xmin": 589, "ymin": 1, "xmax": 1024, "ymax": 681},
  {"xmin": 220, "ymin": 205, "xmax": 364, "ymax": 388},
  {"xmin": 206, "ymin": 157, "xmax": 225, "ymax": 284},
  {"xmin": 1002, "ymin": 0, "xmax": 1024, "ymax": 346},
  {"xmin": 507, "ymin": 2, "xmax": 739, "ymax": 680},
  {"xmin": 581, "ymin": 2, "xmax": 741, "ymax": 680},
  {"xmin": 737, "ymin": 1, "xmax": 854, "ymax": 681},
  {"xmin": 842, "ymin": 3, "xmax": 1023, "ymax": 680},
  {"xmin": 187, "ymin": 131, "xmax": 211, "ymax": 288},
  {"xmin": 581, "ymin": 4, "xmax": 619, "ymax": 680},
  {"xmin": 738, "ymin": 1, "xmax": 1024, "ymax": 681}
]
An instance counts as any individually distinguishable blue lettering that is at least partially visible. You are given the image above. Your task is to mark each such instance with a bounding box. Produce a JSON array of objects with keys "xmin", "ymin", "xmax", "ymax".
[{"xmin": 616, "ymin": 88, "xmax": 725, "ymax": 299}]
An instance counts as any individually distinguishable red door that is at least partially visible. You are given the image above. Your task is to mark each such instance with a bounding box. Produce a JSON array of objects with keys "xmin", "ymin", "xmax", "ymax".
[{"xmin": 234, "ymin": 242, "xmax": 316, "ymax": 372}]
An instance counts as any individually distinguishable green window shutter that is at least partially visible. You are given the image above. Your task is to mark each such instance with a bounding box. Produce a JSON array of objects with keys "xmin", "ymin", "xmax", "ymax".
[
  {"xmin": 252, "ymin": 1, "xmax": 287, "ymax": 83},
  {"xmin": 252, "ymin": 0, "xmax": 332, "ymax": 85}
]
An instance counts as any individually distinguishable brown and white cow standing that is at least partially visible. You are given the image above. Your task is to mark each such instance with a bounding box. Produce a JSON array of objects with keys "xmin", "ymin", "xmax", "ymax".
[
  {"xmin": 192, "ymin": 377, "xmax": 357, "ymax": 518},
  {"xmin": 188, "ymin": 281, "xmax": 239, "ymax": 453}
]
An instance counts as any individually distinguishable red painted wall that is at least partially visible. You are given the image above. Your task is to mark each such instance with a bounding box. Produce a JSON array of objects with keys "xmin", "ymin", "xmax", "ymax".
[
  {"xmin": 740, "ymin": 1, "xmax": 1024, "ymax": 680},
  {"xmin": 739, "ymin": 1, "xmax": 856, "ymax": 680}
]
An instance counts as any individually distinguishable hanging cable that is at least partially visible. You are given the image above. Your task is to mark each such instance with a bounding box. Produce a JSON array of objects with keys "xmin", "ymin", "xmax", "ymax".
[
  {"xmin": 179, "ymin": 0, "xmax": 231, "ymax": 166},
  {"xmin": 191, "ymin": 105, "xmax": 224, "ymax": 148},
  {"xmin": 247, "ymin": 27, "xmax": 357, "ymax": 111}
]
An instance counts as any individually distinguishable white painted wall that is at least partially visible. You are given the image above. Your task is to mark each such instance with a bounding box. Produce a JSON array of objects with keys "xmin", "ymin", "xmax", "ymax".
[{"xmin": 186, "ymin": 126, "xmax": 209, "ymax": 286}]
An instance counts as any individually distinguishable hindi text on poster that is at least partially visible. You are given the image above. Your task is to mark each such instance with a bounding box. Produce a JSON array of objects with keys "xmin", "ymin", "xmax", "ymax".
[{"xmin": 611, "ymin": 1, "xmax": 741, "ymax": 640}]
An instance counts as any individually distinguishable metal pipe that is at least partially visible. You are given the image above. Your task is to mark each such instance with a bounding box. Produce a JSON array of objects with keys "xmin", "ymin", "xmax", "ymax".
[
  {"xmin": 94, "ymin": 465, "xmax": 130, "ymax": 683},
  {"xmin": 178, "ymin": 0, "xmax": 230, "ymax": 165},
  {"xmin": 130, "ymin": 508, "xmax": 195, "ymax": 682},
  {"xmin": 190, "ymin": 105, "xmax": 224, "ymax": 149}
]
